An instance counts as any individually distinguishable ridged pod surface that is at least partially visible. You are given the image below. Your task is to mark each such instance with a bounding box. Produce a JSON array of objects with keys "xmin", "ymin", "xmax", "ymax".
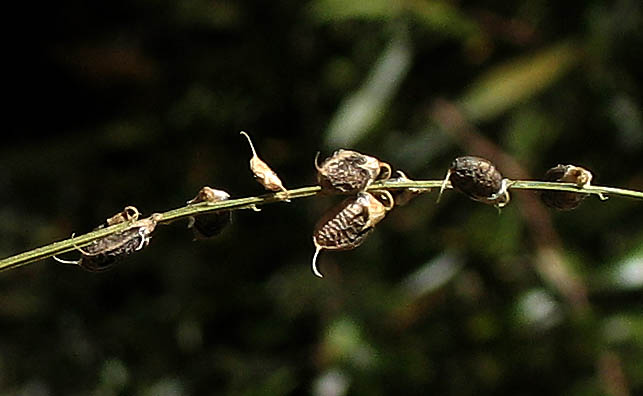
[
  {"xmin": 56, "ymin": 214, "xmax": 161, "ymax": 272},
  {"xmin": 311, "ymin": 191, "xmax": 393, "ymax": 277},
  {"xmin": 316, "ymin": 149, "xmax": 391, "ymax": 194}
]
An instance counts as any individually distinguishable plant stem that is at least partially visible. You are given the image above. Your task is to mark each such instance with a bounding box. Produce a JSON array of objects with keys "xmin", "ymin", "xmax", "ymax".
[{"xmin": 0, "ymin": 179, "xmax": 641, "ymax": 273}]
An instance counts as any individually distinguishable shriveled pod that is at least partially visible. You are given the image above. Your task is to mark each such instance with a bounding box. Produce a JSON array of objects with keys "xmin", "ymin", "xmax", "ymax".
[
  {"xmin": 437, "ymin": 156, "xmax": 510, "ymax": 208},
  {"xmin": 240, "ymin": 131, "xmax": 289, "ymax": 198},
  {"xmin": 541, "ymin": 164, "xmax": 593, "ymax": 210},
  {"xmin": 186, "ymin": 186, "xmax": 232, "ymax": 239},
  {"xmin": 54, "ymin": 213, "xmax": 162, "ymax": 272},
  {"xmin": 104, "ymin": 205, "xmax": 140, "ymax": 227},
  {"xmin": 315, "ymin": 149, "xmax": 392, "ymax": 194},
  {"xmin": 311, "ymin": 191, "xmax": 394, "ymax": 278},
  {"xmin": 389, "ymin": 170, "xmax": 430, "ymax": 206}
]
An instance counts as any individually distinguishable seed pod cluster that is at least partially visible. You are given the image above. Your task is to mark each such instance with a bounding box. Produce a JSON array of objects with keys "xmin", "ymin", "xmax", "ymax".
[
  {"xmin": 438, "ymin": 156, "xmax": 510, "ymax": 208},
  {"xmin": 541, "ymin": 164, "xmax": 592, "ymax": 211},
  {"xmin": 315, "ymin": 149, "xmax": 392, "ymax": 194},
  {"xmin": 55, "ymin": 213, "xmax": 162, "ymax": 272},
  {"xmin": 187, "ymin": 186, "xmax": 232, "ymax": 239},
  {"xmin": 311, "ymin": 191, "xmax": 394, "ymax": 278}
]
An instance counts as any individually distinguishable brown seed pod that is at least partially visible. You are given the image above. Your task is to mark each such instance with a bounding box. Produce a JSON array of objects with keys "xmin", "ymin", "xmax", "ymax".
[
  {"xmin": 389, "ymin": 170, "xmax": 430, "ymax": 206},
  {"xmin": 104, "ymin": 206, "xmax": 140, "ymax": 227},
  {"xmin": 541, "ymin": 164, "xmax": 592, "ymax": 210},
  {"xmin": 186, "ymin": 187, "xmax": 232, "ymax": 239},
  {"xmin": 54, "ymin": 213, "xmax": 162, "ymax": 272},
  {"xmin": 240, "ymin": 131, "xmax": 288, "ymax": 197},
  {"xmin": 311, "ymin": 191, "xmax": 394, "ymax": 278},
  {"xmin": 315, "ymin": 149, "xmax": 392, "ymax": 194},
  {"xmin": 437, "ymin": 156, "xmax": 510, "ymax": 208}
]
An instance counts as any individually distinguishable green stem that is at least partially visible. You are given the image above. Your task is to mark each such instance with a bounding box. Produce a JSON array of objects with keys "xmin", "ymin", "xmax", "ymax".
[{"xmin": 0, "ymin": 179, "xmax": 641, "ymax": 273}]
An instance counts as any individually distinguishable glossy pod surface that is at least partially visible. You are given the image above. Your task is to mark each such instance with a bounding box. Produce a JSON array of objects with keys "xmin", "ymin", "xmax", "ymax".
[
  {"xmin": 450, "ymin": 156, "xmax": 504, "ymax": 200},
  {"xmin": 439, "ymin": 156, "xmax": 510, "ymax": 208},
  {"xmin": 187, "ymin": 187, "xmax": 232, "ymax": 239},
  {"xmin": 541, "ymin": 164, "xmax": 591, "ymax": 211}
]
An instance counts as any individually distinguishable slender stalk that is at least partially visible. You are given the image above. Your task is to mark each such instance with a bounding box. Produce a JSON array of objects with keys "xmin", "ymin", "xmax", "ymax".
[{"xmin": 0, "ymin": 179, "xmax": 641, "ymax": 273}]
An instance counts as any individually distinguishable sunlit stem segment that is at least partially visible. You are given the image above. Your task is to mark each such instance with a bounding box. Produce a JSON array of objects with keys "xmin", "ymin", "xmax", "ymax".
[{"xmin": 0, "ymin": 179, "xmax": 640, "ymax": 273}]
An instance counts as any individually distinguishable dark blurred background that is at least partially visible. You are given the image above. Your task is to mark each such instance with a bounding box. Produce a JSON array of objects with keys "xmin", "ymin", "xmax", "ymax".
[{"xmin": 1, "ymin": 0, "xmax": 642, "ymax": 395}]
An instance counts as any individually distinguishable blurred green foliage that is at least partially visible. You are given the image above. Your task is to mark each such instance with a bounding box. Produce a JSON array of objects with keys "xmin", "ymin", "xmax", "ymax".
[{"xmin": 2, "ymin": 0, "xmax": 642, "ymax": 395}]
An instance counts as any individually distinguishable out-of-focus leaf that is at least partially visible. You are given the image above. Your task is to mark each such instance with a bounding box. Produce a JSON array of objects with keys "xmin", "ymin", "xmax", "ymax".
[
  {"xmin": 611, "ymin": 254, "xmax": 643, "ymax": 289},
  {"xmin": 321, "ymin": 317, "xmax": 377, "ymax": 369},
  {"xmin": 599, "ymin": 242, "xmax": 643, "ymax": 290},
  {"xmin": 174, "ymin": 0, "xmax": 241, "ymax": 28},
  {"xmin": 0, "ymin": 290, "xmax": 44, "ymax": 318},
  {"xmin": 408, "ymin": 0, "xmax": 481, "ymax": 38},
  {"xmin": 589, "ymin": 234, "xmax": 643, "ymax": 292},
  {"xmin": 512, "ymin": 288, "xmax": 563, "ymax": 333},
  {"xmin": 399, "ymin": 252, "xmax": 463, "ymax": 301},
  {"xmin": 384, "ymin": 127, "xmax": 450, "ymax": 170},
  {"xmin": 313, "ymin": 369, "xmax": 350, "ymax": 396},
  {"xmin": 602, "ymin": 314, "xmax": 643, "ymax": 347},
  {"xmin": 308, "ymin": 0, "xmax": 480, "ymax": 40},
  {"xmin": 141, "ymin": 378, "xmax": 185, "ymax": 396},
  {"xmin": 252, "ymin": 367, "xmax": 298, "ymax": 396},
  {"xmin": 308, "ymin": 0, "xmax": 400, "ymax": 22},
  {"xmin": 325, "ymin": 28, "xmax": 412, "ymax": 147},
  {"xmin": 97, "ymin": 359, "xmax": 129, "ymax": 393},
  {"xmin": 609, "ymin": 95, "xmax": 643, "ymax": 152},
  {"xmin": 458, "ymin": 41, "xmax": 581, "ymax": 122},
  {"xmin": 503, "ymin": 105, "xmax": 559, "ymax": 165}
]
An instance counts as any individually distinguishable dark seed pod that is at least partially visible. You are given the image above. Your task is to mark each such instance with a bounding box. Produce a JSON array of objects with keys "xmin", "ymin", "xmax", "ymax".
[
  {"xmin": 389, "ymin": 171, "xmax": 430, "ymax": 206},
  {"xmin": 315, "ymin": 149, "xmax": 392, "ymax": 194},
  {"xmin": 541, "ymin": 164, "xmax": 592, "ymax": 210},
  {"xmin": 54, "ymin": 214, "xmax": 162, "ymax": 272},
  {"xmin": 186, "ymin": 187, "xmax": 232, "ymax": 239},
  {"xmin": 438, "ymin": 156, "xmax": 510, "ymax": 208},
  {"xmin": 311, "ymin": 191, "xmax": 394, "ymax": 278}
]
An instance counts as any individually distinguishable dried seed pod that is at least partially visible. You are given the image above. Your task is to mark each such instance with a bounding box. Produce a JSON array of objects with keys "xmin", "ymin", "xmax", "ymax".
[
  {"xmin": 240, "ymin": 131, "xmax": 288, "ymax": 197},
  {"xmin": 104, "ymin": 206, "xmax": 140, "ymax": 227},
  {"xmin": 186, "ymin": 186, "xmax": 232, "ymax": 239},
  {"xmin": 389, "ymin": 170, "xmax": 430, "ymax": 206},
  {"xmin": 311, "ymin": 191, "xmax": 394, "ymax": 278},
  {"xmin": 315, "ymin": 149, "xmax": 392, "ymax": 194},
  {"xmin": 437, "ymin": 156, "xmax": 510, "ymax": 208},
  {"xmin": 541, "ymin": 164, "xmax": 592, "ymax": 210},
  {"xmin": 54, "ymin": 214, "xmax": 162, "ymax": 272}
]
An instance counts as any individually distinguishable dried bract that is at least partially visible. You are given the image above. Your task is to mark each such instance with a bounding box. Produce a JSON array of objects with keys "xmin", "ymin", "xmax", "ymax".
[
  {"xmin": 240, "ymin": 131, "xmax": 288, "ymax": 196},
  {"xmin": 104, "ymin": 206, "xmax": 140, "ymax": 227},
  {"xmin": 438, "ymin": 156, "xmax": 510, "ymax": 208},
  {"xmin": 315, "ymin": 149, "xmax": 392, "ymax": 194},
  {"xmin": 541, "ymin": 164, "xmax": 592, "ymax": 211},
  {"xmin": 186, "ymin": 186, "xmax": 232, "ymax": 239},
  {"xmin": 54, "ymin": 213, "xmax": 162, "ymax": 272},
  {"xmin": 389, "ymin": 170, "xmax": 430, "ymax": 206},
  {"xmin": 311, "ymin": 191, "xmax": 394, "ymax": 278}
]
